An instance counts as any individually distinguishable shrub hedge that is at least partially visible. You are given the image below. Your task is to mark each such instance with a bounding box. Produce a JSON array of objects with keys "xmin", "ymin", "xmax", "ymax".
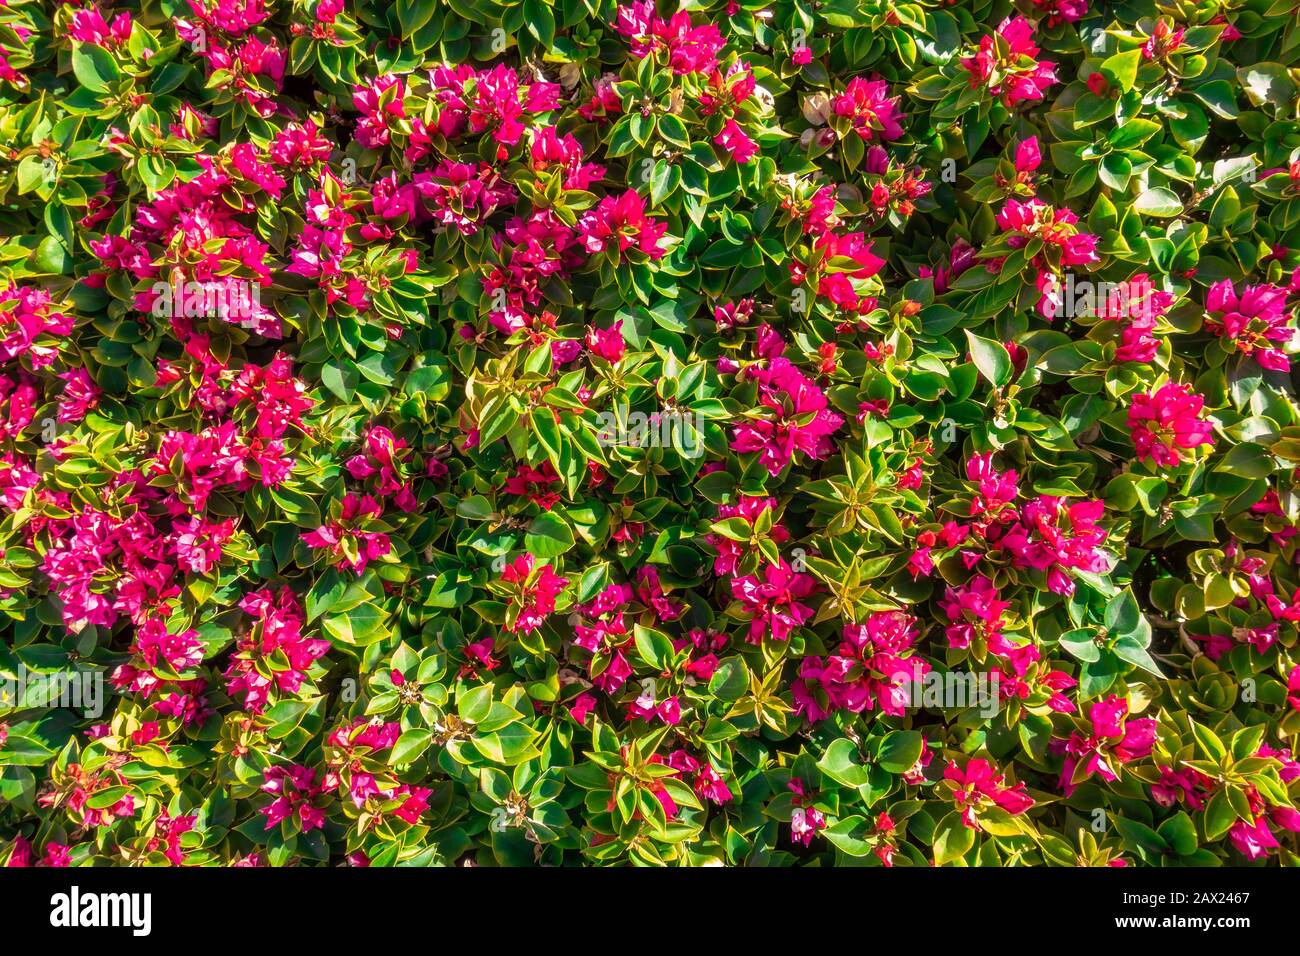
[{"xmin": 2, "ymin": 0, "xmax": 1300, "ymax": 867}]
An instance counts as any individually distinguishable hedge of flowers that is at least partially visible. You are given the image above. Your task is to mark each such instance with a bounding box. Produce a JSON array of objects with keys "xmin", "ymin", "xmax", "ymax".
[{"xmin": 1, "ymin": 0, "xmax": 1299, "ymax": 868}]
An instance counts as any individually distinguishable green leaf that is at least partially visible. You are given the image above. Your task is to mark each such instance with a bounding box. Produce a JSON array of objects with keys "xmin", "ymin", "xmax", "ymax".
[
  {"xmin": 658, "ymin": 114, "xmax": 690, "ymax": 148},
  {"xmin": 522, "ymin": 0, "xmax": 555, "ymax": 44},
  {"xmin": 1189, "ymin": 719, "xmax": 1228, "ymax": 763},
  {"xmin": 1059, "ymin": 628, "xmax": 1102, "ymax": 663},
  {"xmin": 390, "ymin": 728, "xmax": 433, "ymax": 765},
  {"xmin": 633, "ymin": 624, "xmax": 675, "ymax": 671},
  {"xmin": 823, "ymin": 816, "xmax": 874, "ymax": 857},
  {"xmin": 1108, "ymin": 119, "xmax": 1161, "ymax": 150},
  {"xmin": 707, "ymin": 657, "xmax": 748, "ymax": 701},
  {"xmin": 1157, "ymin": 811, "xmax": 1199, "ymax": 856},
  {"xmin": 1203, "ymin": 789, "xmax": 1236, "ymax": 840},
  {"xmin": 1190, "ymin": 80, "xmax": 1239, "ymax": 119},
  {"xmin": 322, "ymin": 603, "xmax": 388, "ymax": 646},
  {"xmin": 818, "ymin": 738, "xmax": 870, "ymax": 788},
  {"xmin": 1113, "ymin": 635, "xmax": 1164, "ymax": 677},
  {"xmin": 964, "ymin": 330, "xmax": 1012, "ymax": 388},
  {"xmin": 458, "ymin": 684, "xmax": 495, "ymax": 723},
  {"xmin": 933, "ymin": 812, "xmax": 976, "ymax": 865},
  {"xmin": 72, "ymin": 43, "xmax": 120, "ymax": 93},
  {"xmin": 1237, "ymin": 62, "xmax": 1297, "ymax": 112},
  {"xmin": 524, "ymin": 511, "xmax": 574, "ymax": 558},
  {"xmin": 1133, "ymin": 188, "xmax": 1183, "ymax": 217},
  {"xmin": 1099, "ymin": 49, "xmax": 1141, "ymax": 92},
  {"xmin": 876, "ymin": 730, "xmax": 923, "ymax": 773}
]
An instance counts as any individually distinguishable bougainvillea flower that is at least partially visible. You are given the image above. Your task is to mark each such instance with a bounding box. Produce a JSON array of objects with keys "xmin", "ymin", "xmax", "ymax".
[
  {"xmin": 1204, "ymin": 279, "xmax": 1296, "ymax": 371},
  {"xmin": 962, "ymin": 17, "xmax": 1058, "ymax": 106},
  {"xmin": 500, "ymin": 553, "xmax": 568, "ymax": 633},
  {"xmin": 831, "ymin": 78, "xmax": 906, "ymax": 142},
  {"xmin": 730, "ymin": 559, "xmax": 817, "ymax": 643},
  {"xmin": 944, "ymin": 759, "xmax": 1034, "ymax": 829},
  {"xmin": 1053, "ymin": 695, "xmax": 1157, "ymax": 795},
  {"xmin": 1127, "ymin": 383, "xmax": 1216, "ymax": 467}
]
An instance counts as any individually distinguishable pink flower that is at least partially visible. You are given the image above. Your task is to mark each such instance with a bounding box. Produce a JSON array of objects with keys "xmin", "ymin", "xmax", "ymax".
[
  {"xmin": 503, "ymin": 461, "xmax": 562, "ymax": 509},
  {"xmin": 793, "ymin": 612, "xmax": 925, "ymax": 720},
  {"xmin": 530, "ymin": 126, "xmax": 606, "ymax": 190},
  {"xmin": 1127, "ymin": 382, "xmax": 1215, "ymax": 468},
  {"xmin": 416, "ymin": 161, "xmax": 516, "ymax": 235},
  {"xmin": 171, "ymin": 515, "xmax": 237, "ymax": 574},
  {"xmin": 1027, "ymin": 0, "xmax": 1088, "ymax": 26},
  {"xmin": 269, "ymin": 121, "xmax": 333, "ymax": 168},
  {"xmin": 628, "ymin": 688, "xmax": 681, "ymax": 725},
  {"xmin": 787, "ymin": 778, "xmax": 826, "ymax": 846},
  {"xmin": 111, "ymin": 618, "xmax": 205, "ymax": 697},
  {"xmin": 967, "ymin": 451, "xmax": 1020, "ymax": 513},
  {"xmin": 0, "ymin": 284, "xmax": 76, "ymax": 367},
  {"xmin": 1152, "ymin": 766, "xmax": 1214, "ymax": 810},
  {"xmin": 636, "ymin": 566, "xmax": 685, "ymax": 622},
  {"xmin": 1260, "ymin": 745, "xmax": 1300, "ymax": 785},
  {"xmin": 1104, "ymin": 274, "xmax": 1173, "ymax": 363},
  {"xmin": 261, "ymin": 764, "xmax": 328, "ymax": 832},
  {"xmin": 428, "ymin": 63, "xmax": 557, "ymax": 148},
  {"xmin": 714, "ymin": 297, "xmax": 755, "ymax": 332},
  {"xmin": 1014, "ymin": 136, "xmax": 1041, "ymax": 175},
  {"xmin": 707, "ymin": 496, "xmax": 789, "ymax": 575},
  {"xmin": 1228, "ymin": 816, "xmax": 1280, "ymax": 860},
  {"xmin": 940, "ymin": 574, "xmax": 1011, "ymax": 651},
  {"xmin": 69, "ymin": 7, "xmax": 133, "ymax": 48},
  {"xmin": 962, "ymin": 17, "xmax": 1058, "ymax": 107},
  {"xmin": 568, "ymin": 692, "xmax": 597, "ymax": 724},
  {"xmin": 500, "ymin": 553, "xmax": 568, "ymax": 633},
  {"xmin": 577, "ymin": 189, "xmax": 668, "ymax": 260},
  {"xmin": 614, "ymin": 2, "xmax": 725, "ymax": 75},
  {"xmin": 999, "ymin": 495, "xmax": 1109, "ymax": 595},
  {"xmin": 226, "ymin": 588, "xmax": 329, "ymax": 713},
  {"xmin": 1054, "ymin": 695, "xmax": 1157, "ymax": 795},
  {"xmin": 301, "ymin": 494, "xmax": 392, "ymax": 574},
  {"xmin": 831, "ymin": 78, "xmax": 905, "ymax": 142},
  {"xmin": 790, "ymin": 805, "xmax": 826, "ymax": 846},
  {"xmin": 1143, "ymin": 19, "xmax": 1185, "ymax": 60},
  {"xmin": 1204, "ymin": 279, "xmax": 1295, "ymax": 371},
  {"xmin": 729, "ymin": 559, "xmax": 817, "ymax": 643},
  {"xmin": 731, "ymin": 358, "xmax": 843, "ymax": 475},
  {"xmin": 54, "ymin": 368, "xmax": 100, "ymax": 423},
  {"xmin": 996, "ymin": 198, "xmax": 1099, "ymax": 270},
  {"xmin": 811, "ymin": 230, "xmax": 886, "ymax": 312},
  {"xmin": 585, "ymin": 320, "xmax": 626, "ymax": 362},
  {"xmin": 944, "ymin": 758, "xmax": 1034, "ymax": 829},
  {"xmin": 4, "ymin": 836, "xmax": 31, "ymax": 868},
  {"xmin": 1211, "ymin": 15, "xmax": 1241, "ymax": 41},
  {"xmin": 352, "ymin": 75, "xmax": 407, "ymax": 149},
  {"xmin": 700, "ymin": 62, "xmax": 755, "ymax": 116},
  {"xmin": 577, "ymin": 73, "xmax": 623, "ymax": 122},
  {"xmin": 691, "ymin": 761, "xmax": 733, "ymax": 804},
  {"xmin": 42, "ymin": 843, "xmax": 72, "ymax": 867},
  {"xmin": 714, "ymin": 118, "xmax": 758, "ymax": 163}
]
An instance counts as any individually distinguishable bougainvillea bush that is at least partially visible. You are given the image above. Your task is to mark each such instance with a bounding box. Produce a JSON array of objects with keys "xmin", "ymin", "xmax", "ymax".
[{"xmin": 2, "ymin": 0, "xmax": 1300, "ymax": 869}]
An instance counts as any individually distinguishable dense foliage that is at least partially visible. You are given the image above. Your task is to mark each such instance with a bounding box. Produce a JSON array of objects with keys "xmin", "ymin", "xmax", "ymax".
[{"xmin": 1, "ymin": 0, "xmax": 1300, "ymax": 868}]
